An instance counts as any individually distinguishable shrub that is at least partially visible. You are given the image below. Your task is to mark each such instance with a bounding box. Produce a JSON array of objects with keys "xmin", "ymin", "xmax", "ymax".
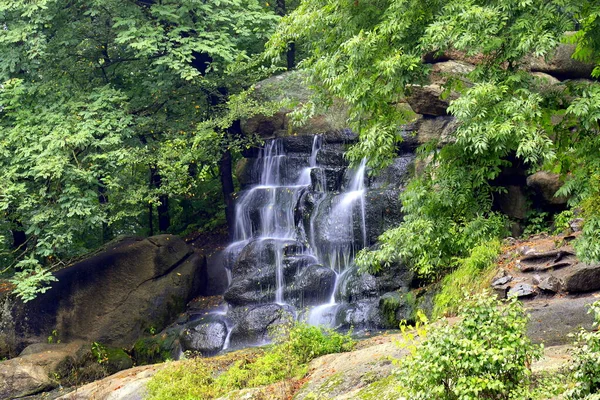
[
  {"xmin": 396, "ymin": 292, "xmax": 542, "ymax": 399},
  {"xmin": 433, "ymin": 240, "xmax": 501, "ymax": 318},
  {"xmin": 566, "ymin": 300, "xmax": 600, "ymax": 399}
]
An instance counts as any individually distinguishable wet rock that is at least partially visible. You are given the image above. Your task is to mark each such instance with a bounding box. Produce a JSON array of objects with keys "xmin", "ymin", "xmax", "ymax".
[
  {"xmin": 311, "ymin": 167, "xmax": 345, "ymax": 192},
  {"xmin": 336, "ymin": 299, "xmax": 384, "ymax": 329},
  {"xmin": 289, "ymin": 265, "xmax": 336, "ymax": 306},
  {"xmin": 340, "ymin": 263, "xmax": 414, "ymax": 303},
  {"xmin": 231, "ymin": 238, "xmax": 294, "ymax": 277},
  {"xmin": 558, "ymin": 263, "xmax": 600, "ymax": 293},
  {"xmin": 180, "ymin": 318, "xmax": 228, "ymax": 356},
  {"xmin": 281, "ymin": 135, "xmax": 317, "ymax": 153},
  {"xmin": 224, "ymin": 278, "xmax": 274, "ymax": 306},
  {"xmin": 365, "ymin": 189, "xmax": 404, "ymax": 244},
  {"xmin": 322, "ymin": 128, "xmax": 358, "ymax": 144},
  {"xmin": 369, "ymin": 156, "xmax": 414, "ymax": 190},
  {"xmin": 378, "ymin": 291, "xmax": 416, "ymax": 328},
  {"xmin": 527, "ymin": 171, "xmax": 567, "ymax": 205},
  {"xmin": 229, "ymin": 304, "xmax": 294, "ymax": 347},
  {"xmin": 508, "ymin": 283, "xmax": 537, "ymax": 298},
  {"xmin": 316, "ymin": 146, "xmax": 347, "ymax": 167}
]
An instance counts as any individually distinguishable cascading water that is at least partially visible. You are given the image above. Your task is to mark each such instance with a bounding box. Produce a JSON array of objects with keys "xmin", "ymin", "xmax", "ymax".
[{"xmin": 222, "ymin": 134, "xmax": 371, "ymax": 348}]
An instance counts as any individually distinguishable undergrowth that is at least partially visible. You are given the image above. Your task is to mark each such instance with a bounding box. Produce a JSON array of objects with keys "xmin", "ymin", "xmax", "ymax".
[
  {"xmin": 432, "ymin": 239, "xmax": 501, "ymax": 318},
  {"xmin": 145, "ymin": 321, "xmax": 355, "ymax": 400}
]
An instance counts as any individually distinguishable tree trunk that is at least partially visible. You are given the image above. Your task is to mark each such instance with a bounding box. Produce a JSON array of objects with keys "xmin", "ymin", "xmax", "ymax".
[
  {"xmin": 98, "ymin": 177, "xmax": 111, "ymax": 242},
  {"xmin": 11, "ymin": 223, "xmax": 26, "ymax": 250},
  {"xmin": 150, "ymin": 166, "xmax": 171, "ymax": 234},
  {"xmin": 275, "ymin": 0, "xmax": 295, "ymax": 70}
]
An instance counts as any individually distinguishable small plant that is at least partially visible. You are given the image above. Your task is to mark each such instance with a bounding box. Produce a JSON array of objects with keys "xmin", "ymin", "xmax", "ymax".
[
  {"xmin": 47, "ymin": 329, "xmax": 60, "ymax": 344},
  {"xmin": 395, "ymin": 292, "xmax": 542, "ymax": 399},
  {"xmin": 523, "ymin": 210, "xmax": 551, "ymax": 237},
  {"xmin": 91, "ymin": 342, "xmax": 109, "ymax": 364}
]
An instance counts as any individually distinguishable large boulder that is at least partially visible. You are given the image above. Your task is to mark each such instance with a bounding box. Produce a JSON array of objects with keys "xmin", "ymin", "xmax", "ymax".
[
  {"xmin": 228, "ymin": 304, "xmax": 294, "ymax": 348},
  {"xmin": 558, "ymin": 263, "xmax": 600, "ymax": 293},
  {"xmin": 526, "ymin": 171, "xmax": 568, "ymax": 205},
  {"xmin": 524, "ymin": 41, "xmax": 595, "ymax": 80},
  {"xmin": 2, "ymin": 235, "xmax": 204, "ymax": 356},
  {"xmin": 415, "ymin": 116, "xmax": 458, "ymax": 146},
  {"xmin": 180, "ymin": 317, "xmax": 228, "ymax": 356},
  {"xmin": 241, "ymin": 71, "xmax": 350, "ymax": 138},
  {"xmin": 405, "ymin": 84, "xmax": 458, "ymax": 116}
]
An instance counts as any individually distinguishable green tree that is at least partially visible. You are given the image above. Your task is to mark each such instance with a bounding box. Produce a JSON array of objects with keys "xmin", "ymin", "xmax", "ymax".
[{"xmin": 0, "ymin": 0, "xmax": 279, "ymax": 300}]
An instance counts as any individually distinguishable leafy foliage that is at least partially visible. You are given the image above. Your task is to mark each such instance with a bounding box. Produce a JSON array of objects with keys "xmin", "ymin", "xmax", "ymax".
[
  {"xmin": 270, "ymin": 0, "xmax": 600, "ymax": 277},
  {"xmin": 0, "ymin": 0, "xmax": 280, "ymax": 299},
  {"xmin": 432, "ymin": 239, "xmax": 501, "ymax": 318},
  {"xmin": 566, "ymin": 301, "xmax": 600, "ymax": 399},
  {"xmin": 395, "ymin": 292, "xmax": 542, "ymax": 399}
]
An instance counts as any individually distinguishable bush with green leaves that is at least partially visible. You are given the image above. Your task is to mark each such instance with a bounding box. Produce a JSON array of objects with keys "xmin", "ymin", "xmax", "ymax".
[
  {"xmin": 566, "ymin": 301, "xmax": 600, "ymax": 399},
  {"xmin": 146, "ymin": 321, "xmax": 355, "ymax": 400},
  {"xmin": 432, "ymin": 240, "xmax": 501, "ymax": 318},
  {"xmin": 395, "ymin": 292, "xmax": 542, "ymax": 400}
]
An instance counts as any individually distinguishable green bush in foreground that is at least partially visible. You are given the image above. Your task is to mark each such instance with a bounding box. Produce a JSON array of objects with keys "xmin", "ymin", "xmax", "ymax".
[
  {"xmin": 146, "ymin": 322, "xmax": 355, "ymax": 400},
  {"xmin": 395, "ymin": 292, "xmax": 542, "ymax": 400},
  {"xmin": 566, "ymin": 300, "xmax": 600, "ymax": 399}
]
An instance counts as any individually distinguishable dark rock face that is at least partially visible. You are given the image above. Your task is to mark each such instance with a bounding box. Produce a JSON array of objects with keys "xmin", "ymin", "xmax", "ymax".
[
  {"xmin": 1, "ymin": 235, "xmax": 204, "ymax": 356},
  {"xmin": 340, "ymin": 263, "xmax": 414, "ymax": 303},
  {"xmin": 405, "ymin": 84, "xmax": 459, "ymax": 116},
  {"xmin": 288, "ymin": 265, "xmax": 336, "ymax": 307},
  {"xmin": 180, "ymin": 318, "xmax": 228, "ymax": 356}
]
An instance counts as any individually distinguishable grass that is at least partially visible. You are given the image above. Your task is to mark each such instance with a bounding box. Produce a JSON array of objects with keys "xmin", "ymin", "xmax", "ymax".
[{"xmin": 146, "ymin": 322, "xmax": 355, "ymax": 400}]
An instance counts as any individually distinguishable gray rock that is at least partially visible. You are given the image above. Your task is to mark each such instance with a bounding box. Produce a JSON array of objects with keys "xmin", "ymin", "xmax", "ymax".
[
  {"xmin": 415, "ymin": 116, "xmax": 458, "ymax": 145},
  {"xmin": 559, "ymin": 263, "xmax": 600, "ymax": 293},
  {"xmin": 508, "ymin": 283, "xmax": 537, "ymax": 298},
  {"xmin": 492, "ymin": 275, "xmax": 513, "ymax": 287},
  {"xmin": 527, "ymin": 295, "xmax": 597, "ymax": 345},
  {"xmin": 180, "ymin": 319, "xmax": 228, "ymax": 356},
  {"xmin": 405, "ymin": 84, "xmax": 459, "ymax": 116},
  {"xmin": 229, "ymin": 304, "xmax": 294, "ymax": 347},
  {"xmin": 524, "ymin": 41, "xmax": 595, "ymax": 79},
  {"xmin": 526, "ymin": 171, "xmax": 567, "ymax": 205},
  {"xmin": 537, "ymin": 275, "xmax": 561, "ymax": 293},
  {"xmin": 289, "ymin": 265, "xmax": 336, "ymax": 307}
]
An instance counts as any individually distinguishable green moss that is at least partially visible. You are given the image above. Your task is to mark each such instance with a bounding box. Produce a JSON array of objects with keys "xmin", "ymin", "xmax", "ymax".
[
  {"xmin": 132, "ymin": 329, "xmax": 179, "ymax": 365},
  {"xmin": 357, "ymin": 374, "xmax": 404, "ymax": 400},
  {"xmin": 379, "ymin": 291, "xmax": 418, "ymax": 328}
]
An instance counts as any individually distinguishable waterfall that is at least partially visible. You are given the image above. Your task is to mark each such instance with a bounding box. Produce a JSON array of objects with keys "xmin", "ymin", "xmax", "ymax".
[{"xmin": 223, "ymin": 134, "xmax": 370, "ymax": 341}]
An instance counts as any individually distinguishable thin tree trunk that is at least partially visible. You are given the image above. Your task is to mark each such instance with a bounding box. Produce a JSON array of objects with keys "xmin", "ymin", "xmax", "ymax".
[
  {"xmin": 219, "ymin": 150, "xmax": 235, "ymax": 241},
  {"xmin": 150, "ymin": 166, "xmax": 170, "ymax": 233}
]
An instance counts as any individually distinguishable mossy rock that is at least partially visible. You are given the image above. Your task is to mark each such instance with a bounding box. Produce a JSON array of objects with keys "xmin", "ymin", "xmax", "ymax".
[
  {"xmin": 132, "ymin": 327, "xmax": 181, "ymax": 365},
  {"xmin": 378, "ymin": 291, "xmax": 418, "ymax": 328}
]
